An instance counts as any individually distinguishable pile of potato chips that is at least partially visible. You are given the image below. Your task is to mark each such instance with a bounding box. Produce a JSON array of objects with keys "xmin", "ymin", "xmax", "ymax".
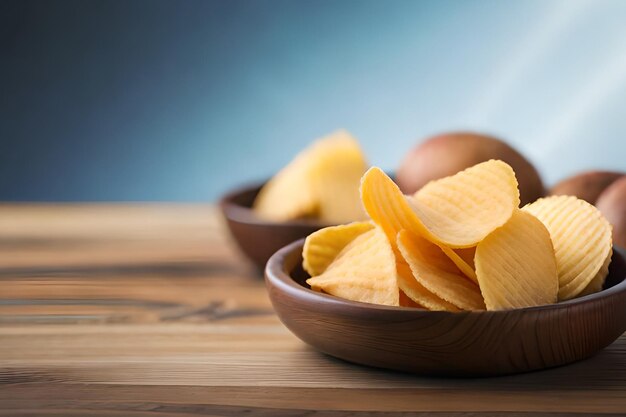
[
  {"xmin": 253, "ymin": 130, "xmax": 368, "ymax": 224},
  {"xmin": 303, "ymin": 160, "xmax": 613, "ymax": 311}
]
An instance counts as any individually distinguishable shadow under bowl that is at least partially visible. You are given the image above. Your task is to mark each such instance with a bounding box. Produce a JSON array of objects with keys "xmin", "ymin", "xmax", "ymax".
[
  {"xmin": 219, "ymin": 182, "xmax": 330, "ymax": 270},
  {"xmin": 265, "ymin": 240, "xmax": 626, "ymax": 377}
]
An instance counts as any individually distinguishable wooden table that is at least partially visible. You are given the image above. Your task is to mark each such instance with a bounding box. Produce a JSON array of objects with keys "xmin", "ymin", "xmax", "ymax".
[{"xmin": 1, "ymin": 204, "xmax": 625, "ymax": 416}]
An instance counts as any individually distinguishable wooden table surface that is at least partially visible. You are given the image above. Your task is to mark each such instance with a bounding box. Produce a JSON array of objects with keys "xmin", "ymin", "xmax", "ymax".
[{"xmin": 1, "ymin": 204, "xmax": 626, "ymax": 417}]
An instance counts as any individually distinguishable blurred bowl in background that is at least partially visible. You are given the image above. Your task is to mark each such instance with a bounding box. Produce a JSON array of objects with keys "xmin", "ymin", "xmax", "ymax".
[{"xmin": 219, "ymin": 182, "xmax": 329, "ymax": 270}]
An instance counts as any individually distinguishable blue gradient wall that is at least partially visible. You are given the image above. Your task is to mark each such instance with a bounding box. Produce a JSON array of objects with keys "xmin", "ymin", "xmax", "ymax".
[{"xmin": 1, "ymin": 0, "xmax": 625, "ymax": 201}]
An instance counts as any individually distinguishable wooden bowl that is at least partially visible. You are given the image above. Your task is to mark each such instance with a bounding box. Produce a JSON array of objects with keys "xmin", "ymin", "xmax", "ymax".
[
  {"xmin": 219, "ymin": 183, "xmax": 329, "ymax": 270},
  {"xmin": 265, "ymin": 240, "xmax": 626, "ymax": 377}
]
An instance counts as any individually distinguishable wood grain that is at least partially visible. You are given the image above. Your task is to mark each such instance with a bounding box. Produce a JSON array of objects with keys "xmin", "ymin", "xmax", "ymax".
[{"xmin": 1, "ymin": 204, "xmax": 626, "ymax": 416}]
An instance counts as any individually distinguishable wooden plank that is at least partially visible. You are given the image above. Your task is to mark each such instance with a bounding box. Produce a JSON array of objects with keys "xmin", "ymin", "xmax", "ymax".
[
  {"xmin": 0, "ymin": 204, "xmax": 238, "ymax": 269},
  {"xmin": 1, "ymin": 384, "xmax": 626, "ymax": 414},
  {"xmin": 0, "ymin": 204, "xmax": 625, "ymax": 415},
  {"xmin": 1, "ymin": 327, "xmax": 625, "ymax": 389}
]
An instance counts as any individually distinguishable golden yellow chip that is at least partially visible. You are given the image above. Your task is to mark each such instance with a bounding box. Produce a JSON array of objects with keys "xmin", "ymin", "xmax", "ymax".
[
  {"xmin": 302, "ymin": 221, "xmax": 374, "ymax": 276},
  {"xmin": 360, "ymin": 166, "xmax": 429, "ymax": 243},
  {"xmin": 254, "ymin": 130, "xmax": 367, "ymax": 222},
  {"xmin": 523, "ymin": 195, "xmax": 613, "ymax": 300},
  {"xmin": 475, "ymin": 209, "xmax": 558, "ymax": 310},
  {"xmin": 411, "ymin": 159, "xmax": 520, "ymax": 248},
  {"xmin": 396, "ymin": 261, "xmax": 459, "ymax": 311},
  {"xmin": 397, "ymin": 230, "xmax": 485, "ymax": 311},
  {"xmin": 253, "ymin": 148, "xmax": 319, "ymax": 221},
  {"xmin": 579, "ymin": 247, "xmax": 612, "ymax": 297},
  {"xmin": 312, "ymin": 133, "xmax": 369, "ymax": 223},
  {"xmin": 360, "ymin": 166, "xmax": 483, "ymax": 283},
  {"xmin": 306, "ymin": 228, "xmax": 399, "ymax": 306}
]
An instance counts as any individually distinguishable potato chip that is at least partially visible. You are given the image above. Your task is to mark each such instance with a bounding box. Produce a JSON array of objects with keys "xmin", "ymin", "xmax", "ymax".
[
  {"xmin": 360, "ymin": 167, "xmax": 482, "ymax": 282},
  {"xmin": 396, "ymin": 261, "xmax": 459, "ymax": 311},
  {"xmin": 523, "ymin": 195, "xmax": 613, "ymax": 300},
  {"xmin": 475, "ymin": 209, "xmax": 558, "ymax": 310},
  {"xmin": 359, "ymin": 167, "xmax": 444, "ymax": 253},
  {"xmin": 411, "ymin": 159, "xmax": 520, "ymax": 248},
  {"xmin": 579, "ymin": 247, "xmax": 612, "ymax": 297},
  {"xmin": 397, "ymin": 230, "xmax": 485, "ymax": 310},
  {"xmin": 360, "ymin": 167, "xmax": 429, "ymax": 243},
  {"xmin": 254, "ymin": 130, "xmax": 367, "ymax": 222},
  {"xmin": 312, "ymin": 134, "xmax": 369, "ymax": 223},
  {"xmin": 306, "ymin": 228, "xmax": 399, "ymax": 306},
  {"xmin": 302, "ymin": 221, "xmax": 374, "ymax": 276},
  {"xmin": 254, "ymin": 149, "xmax": 319, "ymax": 221}
]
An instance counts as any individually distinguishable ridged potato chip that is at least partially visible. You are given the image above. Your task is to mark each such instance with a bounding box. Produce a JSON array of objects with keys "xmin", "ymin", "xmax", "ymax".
[
  {"xmin": 411, "ymin": 159, "xmax": 520, "ymax": 248},
  {"xmin": 360, "ymin": 167, "xmax": 480, "ymax": 283},
  {"xmin": 312, "ymin": 134, "xmax": 369, "ymax": 223},
  {"xmin": 475, "ymin": 209, "xmax": 558, "ymax": 310},
  {"xmin": 523, "ymin": 195, "xmax": 613, "ymax": 300},
  {"xmin": 254, "ymin": 130, "xmax": 367, "ymax": 222},
  {"xmin": 253, "ymin": 153, "xmax": 317, "ymax": 221},
  {"xmin": 397, "ymin": 230, "xmax": 485, "ymax": 311},
  {"xmin": 359, "ymin": 168, "xmax": 463, "ymax": 309},
  {"xmin": 360, "ymin": 167, "xmax": 430, "ymax": 243},
  {"xmin": 579, "ymin": 247, "xmax": 612, "ymax": 297},
  {"xmin": 302, "ymin": 221, "xmax": 374, "ymax": 276},
  {"xmin": 306, "ymin": 228, "xmax": 399, "ymax": 306},
  {"xmin": 396, "ymin": 261, "xmax": 459, "ymax": 311}
]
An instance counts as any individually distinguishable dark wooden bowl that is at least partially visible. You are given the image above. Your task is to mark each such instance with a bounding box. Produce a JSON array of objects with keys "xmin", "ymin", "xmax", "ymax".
[
  {"xmin": 265, "ymin": 240, "xmax": 626, "ymax": 377},
  {"xmin": 219, "ymin": 183, "xmax": 329, "ymax": 270}
]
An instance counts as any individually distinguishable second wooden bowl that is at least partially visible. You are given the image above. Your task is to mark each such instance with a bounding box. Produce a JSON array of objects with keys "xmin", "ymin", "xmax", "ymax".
[
  {"xmin": 219, "ymin": 183, "xmax": 329, "ymax": 270},
  {"xmin": 265, "ymin": 240, "xmax": 626, "ymax": 377}
]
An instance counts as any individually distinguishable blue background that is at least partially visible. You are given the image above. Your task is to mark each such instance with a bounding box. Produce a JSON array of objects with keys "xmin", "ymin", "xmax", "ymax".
[{"xmin": 2, "ymin": 0, "xmax": 625, "ymax": 201}]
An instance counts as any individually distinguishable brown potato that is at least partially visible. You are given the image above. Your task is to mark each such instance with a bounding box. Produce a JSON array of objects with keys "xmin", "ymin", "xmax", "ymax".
[
  {"xmin": 595, "ymin": 176, "xmax": 626, "ymax": 248},
  {"xmin": 550, "ymin": 171, "xmax": 623, "ymax": 204},
  {"xmin": 396, "ymin": 132, "xmax": 544, "ymax": 206}
]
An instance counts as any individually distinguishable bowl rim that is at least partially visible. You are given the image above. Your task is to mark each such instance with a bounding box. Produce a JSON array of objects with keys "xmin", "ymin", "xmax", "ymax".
[
  {"xmin": 266, "ymin": 238, "xmax": 626, "ymax": 316},
  {"xmin": 219, "ymin": 181, "xmax": 332, "ymax": 228}
]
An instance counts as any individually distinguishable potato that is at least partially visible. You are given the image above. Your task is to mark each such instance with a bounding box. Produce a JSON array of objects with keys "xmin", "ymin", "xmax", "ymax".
[
  {"xmin": 596, "ymin": 176, "xmax": 626, "ymax": 248},
  {"xmin": 550, "ymin": 171, "xmax": 623, "ymax": 204},
  {"xmin": 396, "ymin": 132, "xmax": 544, "ymax": 206}
]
